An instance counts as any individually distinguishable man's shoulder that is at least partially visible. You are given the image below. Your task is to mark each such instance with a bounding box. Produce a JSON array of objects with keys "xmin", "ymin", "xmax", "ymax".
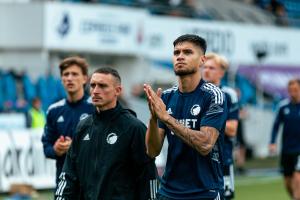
[
  {"xmin": 201, "ymin": 82, "xmax": 225, "ymax": 105},
  {"xmin": 201, "ymin": 82, "xmax": 222, "ymax": 93},
  {"xmin": 278, "ymin": 99, "xmax": 290, "ymax": 109},
  {"xmin": 119, "ymin": 109, "xmax": 146, "ymax": 129},
  {"xmin": 162, "ymin": 85, "xmax": 178, "ymax": 95},
  {"xmin": 46, "ymin": 99, "xmax": 67, "ymax": 114},
  {"xmin": 77, "ymin": 114, "xmax": 93, "ymax": 127},
  {"xmin": 221, "ymin": 86, "xmax": 238, "ymax": 104}
]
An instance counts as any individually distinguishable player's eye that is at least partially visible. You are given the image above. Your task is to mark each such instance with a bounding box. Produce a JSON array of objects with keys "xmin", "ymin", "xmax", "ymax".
[
  {"xmin": 63, "ymin": 72, "xmax": 69, "ymax": 76},
  {"xmin": 183, "ymin": 50, "xmax": 193, "ymax": 55},
  {"xmin": 90, "ymin": 83, "xmax": 96, "ymax": 88},
  {"xmin": 174, "ymin": 50, "xmax": 180, "ymax": 56},
  {"xmin": 71, "ymin": 72, "xmax": 79, "ymax": 76}
]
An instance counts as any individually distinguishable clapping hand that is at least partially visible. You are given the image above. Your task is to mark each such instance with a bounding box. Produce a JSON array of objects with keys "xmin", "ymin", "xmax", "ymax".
[
  {"xmin": 143, "ymin": 84, "xmax": 169, "ymax": 122},
  {"xmin": 54, "ymin": 136, "xmax": 72, "ymax": 156}
]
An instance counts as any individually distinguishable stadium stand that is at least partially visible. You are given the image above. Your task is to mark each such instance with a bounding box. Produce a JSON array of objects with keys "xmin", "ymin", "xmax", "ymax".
[
  {"xmin": 251, "ymin": 0, "xmax": 300, "ymax": 27},
  {"xmin": 94, "ymin": 0, "xmax": 275, "ymax": 24},
  {"xmin": 0, "ymin": 69, "xmax": 65, "ymax": 113},
  {"xmin": 36, "ymin": 74, "xmax": 66, "ymax": 111},
  {"xmin": 96, "ymin": 0, "xmax": 300, "ymax": 27},
  {"xmin": 193, "ymin": 0, "xmax": 275, "ymax": 25}
]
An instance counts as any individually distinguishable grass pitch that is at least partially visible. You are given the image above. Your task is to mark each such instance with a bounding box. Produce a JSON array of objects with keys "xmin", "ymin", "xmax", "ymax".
[
  {"xmin": 235, "ymin": 175, "xmax": 289, "ymax": 200},
  {"xmin": 0, "ymin": 175, "xmax": 290, "ymax": 200}
]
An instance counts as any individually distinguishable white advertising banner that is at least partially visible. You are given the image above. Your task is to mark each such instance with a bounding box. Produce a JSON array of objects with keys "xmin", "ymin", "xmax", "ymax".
[
  {"xmin": 0, "ymin": 113, "xmax": 26, "ymax": 129},
  {"xmin": 0, "ymin": 129, "xmax": 56, "ymax": 192},
  {"xmin": 44, "ymin": 2, "xmax": 146, "ymax": 54},
  {"xmin": 143, "ymin": 16, "xmax": 300, "ymax": 65}
]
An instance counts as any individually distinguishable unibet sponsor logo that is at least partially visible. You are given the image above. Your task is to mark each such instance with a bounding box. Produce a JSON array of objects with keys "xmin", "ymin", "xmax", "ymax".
[
  {"xmin": 177, "ymin": 119, "xmax": 197, "ymax": 129},
  {"xmin": 283, "ymin": 108, "xmax": 290, "ymax": 115}
]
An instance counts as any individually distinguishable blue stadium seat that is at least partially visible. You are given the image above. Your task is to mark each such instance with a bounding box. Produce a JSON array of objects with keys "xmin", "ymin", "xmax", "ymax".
[
  {"xmin": 36, "ymin": 75, "xmax": 66, "ymax": 111},
  {"xmin": 2, "ymin": 72, "xmax": 17, "ymax": 112},
  {"xmin": 23, "ymin": 73, "xmax": 36, "ymax": 104}
]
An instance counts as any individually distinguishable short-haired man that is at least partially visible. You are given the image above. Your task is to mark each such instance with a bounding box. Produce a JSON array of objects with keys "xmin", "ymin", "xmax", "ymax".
[
  {"xmin": 41, "ymin": 56, "xmax": 95, "ymax": 186},
  {"xmin": 55, "ymin": 67, "xmax": 158, "ymax": 199},
  {"xmin": 144, "ymin": 34, "xmax": 227, "ymax": 199},
  {"xmin": 202, "ymin": 53, "xmax": 239, "ymax": 200},
  {"xmin": 269, "ymin": 78, "xmax": 300, "ymax": 199}
]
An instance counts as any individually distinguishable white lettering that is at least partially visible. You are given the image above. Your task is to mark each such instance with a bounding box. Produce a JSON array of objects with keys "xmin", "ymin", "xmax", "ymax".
[
  {"xmin": 175, "ymin": 119, "xmax": 198, "ymax": 129},
  {"xmin": 192, "ymin": 119, "xmax": 197, "ymax": 128},
  {"xmin": 185, "ymin": 119, "xmax": 191, "ymax": 128}
]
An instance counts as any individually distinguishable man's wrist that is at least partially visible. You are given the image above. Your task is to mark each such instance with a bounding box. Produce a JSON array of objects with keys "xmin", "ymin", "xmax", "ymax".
[
  {"xmin": 163, "ymin": 114, "xmax": 172, "ymax": 124},
  {"xmin": 150, "ymin": 115, "xmax": 158, "ymax": 122}
]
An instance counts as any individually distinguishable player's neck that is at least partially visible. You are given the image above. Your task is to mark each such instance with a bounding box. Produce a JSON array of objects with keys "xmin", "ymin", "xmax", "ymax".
[
  {"xmin": 67, "ymin": 89, "xmax": 84, "ymax": 103},
  {"xmin": 178, "ymin": 73, "xmax": 201, "ymax": 93},
  {"xmin": 213, "ymin": 80, "xmax": 221, "ymax": 87},
  {"xmin": 297, "ymin": 95, "xmax": 300, "ymax": 103},
  {"xmin": 96, "ymin": 101, "xmax": 117, "ymax": 112},
  {"xmin": 291, "ymin": 97, "xmax": 300, "ymax": 104}
]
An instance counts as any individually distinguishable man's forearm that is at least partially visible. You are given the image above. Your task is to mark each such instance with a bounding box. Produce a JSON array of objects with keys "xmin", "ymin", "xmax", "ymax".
[
  {"xmin": 164, "ymin": 116, "xmax": 218, "ymax": 155},
  {"xmin": 146, "ymin": 118, "xmax": 163, "ymax": 158}
]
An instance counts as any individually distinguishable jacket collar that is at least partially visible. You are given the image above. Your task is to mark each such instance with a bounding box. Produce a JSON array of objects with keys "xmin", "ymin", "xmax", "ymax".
[{"xmin": 95, "ymin": 102, "xmax": 122, "ymax": 120}]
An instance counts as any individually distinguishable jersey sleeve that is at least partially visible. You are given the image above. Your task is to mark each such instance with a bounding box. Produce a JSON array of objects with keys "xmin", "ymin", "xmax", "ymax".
[
  {"xmin": 55, "ymin": 129, "xmax": 80, "ymax": 200},
  {"xmin": 270, "ymin": 106, "xmax": 283, "ymax": 144},
  {"xmin": 130, "ymin": 121, "xmax": 159, "ymax": 200},
  {"xmin": 41, "ymin": 109, "xmax": 58, "ymax": 159},
  {"xmin": 200, "ymin": 91, "xmax": 228, "ymax": 132}
]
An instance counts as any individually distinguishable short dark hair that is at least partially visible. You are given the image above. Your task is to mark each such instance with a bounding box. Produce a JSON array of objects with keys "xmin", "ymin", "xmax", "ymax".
[
  {"xmin": 173, "ymin": 34, "xmax": 207, "ymax": 54},
  {"xmin": 93, "ymin": 67, "xmax": 121, "ymax": 84},
  {"xmin": 59, "ymin": 56, "xmax": 88, "ymax": 76},
  {"xmin": 288, "ymin": 78, "xmax": 300, "ymax": 86}
]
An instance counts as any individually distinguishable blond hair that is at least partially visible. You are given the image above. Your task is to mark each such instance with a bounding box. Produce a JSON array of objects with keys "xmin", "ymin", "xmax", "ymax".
[{"xmin": 205, "ymin": 52, "xmax": 229, "ymax": 71}]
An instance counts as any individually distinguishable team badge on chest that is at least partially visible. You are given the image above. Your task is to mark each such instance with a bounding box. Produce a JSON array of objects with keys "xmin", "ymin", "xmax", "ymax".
[
  {"xmin": 191, "ymin": 104, "xmax": 201, "ymax": 116},
  {"xmin": 106, "ymin": 133, "xmax": 118, "ymax": 144},
  {"xmin": 283, "ymin": 108, "xmax": 290, "ymax": 115}
]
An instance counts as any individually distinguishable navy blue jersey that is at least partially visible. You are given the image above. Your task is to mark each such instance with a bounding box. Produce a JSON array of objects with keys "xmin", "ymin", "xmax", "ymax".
[
  {"xmin": 41, "ymin": 94, "xmax": 95, "ymax": 183},
  {"xmin": 158, "ymin": 79, "xmax": 227, "ymax": 199},
  {"xmin": 270, "ymin": 99, "xmax": 300, "ymax": 154},
  {"xmin": 221, "ymin": 86, "xmax": 239, "ymax": 166}
]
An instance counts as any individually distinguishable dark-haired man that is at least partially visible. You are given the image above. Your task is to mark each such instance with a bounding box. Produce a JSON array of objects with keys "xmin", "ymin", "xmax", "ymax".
[
  {"xmin": 41, "ymin": 56, "xmax": 95, "ymax": 186},
  {"xmin": 56, "ymin": 67, "xmax": 158, "ymax": 200},
  {"xmin": 269, "ymin": 78, "xmax": 300, "ymax": 200},
  {"xmin": 144, "ymin": 34, "xmax": 227, "ymax": 199}
]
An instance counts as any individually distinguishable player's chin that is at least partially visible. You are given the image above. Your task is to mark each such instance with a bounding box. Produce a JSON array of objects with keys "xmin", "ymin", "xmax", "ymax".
[
  {"xmin": 92, "ymin": 101, "xmax": 103, "ymax": 107},
  {"xmin": 175, "ymin": 69, "xmax": 190, "ymax": 76},
  {"xmin": 66, "ymin": 88, "xmax": 78, "ymax": 94}
]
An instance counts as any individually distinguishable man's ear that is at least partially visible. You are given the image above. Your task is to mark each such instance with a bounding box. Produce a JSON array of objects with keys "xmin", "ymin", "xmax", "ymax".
[
  {"xmin": 116, "ymin": 85, "xmax": 122, "ymax": 96},
  {"xmin": 201, "ymin": 55, "xmax": 206, "ymax": 63},
  {"xmin": 83, "ymin": 75, "xmax": 88, "ymax": 84}
]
